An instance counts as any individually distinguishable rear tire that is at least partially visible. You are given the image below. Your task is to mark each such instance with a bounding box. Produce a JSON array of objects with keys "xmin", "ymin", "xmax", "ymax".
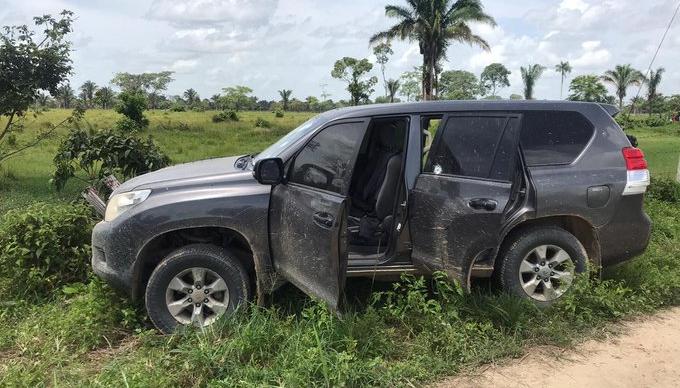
[
  {"xmin": 145, "ymin": 244, "xmax": 250, "ymax": 334},
  {"xmin": 498, "ymin": 227, "xmax": 587, "ymax": 307}
]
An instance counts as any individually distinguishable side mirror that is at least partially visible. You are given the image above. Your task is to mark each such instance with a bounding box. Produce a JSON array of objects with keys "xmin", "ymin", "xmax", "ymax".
[{"xmin": 253, "ymin": 157, "xmax": 284, "ymax": 185}]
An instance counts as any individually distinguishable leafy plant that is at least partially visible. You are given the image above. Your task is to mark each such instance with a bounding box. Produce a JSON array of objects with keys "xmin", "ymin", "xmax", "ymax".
[
  {"xmin": 212, "ymin": 110, "xmax": 240, "ymax": 122},
  {"xmin": 169, "ymin": 104, "xmax": 186, "ymax": 112},
  {"xmin": 52, "ymin": 127, "xmax": 170, "ymax": 191},
  {"xmin": 274, "ymin": 109, "xmax": 285, "ymax": 118},
  {"xmin": 115, "ymin": 91, "xmax": 149, "ymax": 129},
  {"xmin": 255, "ymin": 118, "xmax": 272, "ymax": 128},
  {"xmin": 647, "ymin": 177, "xmax": 680, "ymax": 203},
  {"xmin": 643, "ymin": 115, "xmax": 668, "ymax": 128},
  {"xmin": 0, "ymin": 202, "xmax": 94, "ymax": 298}
]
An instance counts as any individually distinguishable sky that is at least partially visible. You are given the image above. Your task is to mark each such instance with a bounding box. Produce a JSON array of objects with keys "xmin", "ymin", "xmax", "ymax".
[{"xmin": 1, "ymin": 0, "xmax": 679, "ymax": 102}]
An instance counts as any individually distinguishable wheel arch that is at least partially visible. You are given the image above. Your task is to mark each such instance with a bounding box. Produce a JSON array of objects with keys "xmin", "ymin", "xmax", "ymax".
[
  {"xmin": 495, "ymin": 215, "xmax": 601, "ymax": 271},
  {"xmin": 132, "ymin": 226, "xmax": 257, "ymax": 300}
]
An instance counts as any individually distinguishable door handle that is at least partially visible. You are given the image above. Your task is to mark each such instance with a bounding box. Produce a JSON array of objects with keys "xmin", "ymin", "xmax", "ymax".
[
  {"xmin": 468, "ymin": 198, "xmax": 498, "ymax": 211},
  {"xmin": 313, "ymin": 212, "xmax": 335, "ymax": 228}
]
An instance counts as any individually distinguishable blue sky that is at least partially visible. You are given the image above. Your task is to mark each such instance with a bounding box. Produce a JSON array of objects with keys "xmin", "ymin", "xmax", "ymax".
[{"xmin": 1, "ymin": 0, "xmax": 679, "ymax": 102}]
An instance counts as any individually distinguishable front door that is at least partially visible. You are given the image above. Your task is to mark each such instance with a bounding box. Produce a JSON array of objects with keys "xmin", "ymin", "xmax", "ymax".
[
  {"xmin": 269, "ymin": 119, "xmax": 369, "ymax": 309},
  {"xmin": 409, "ymin": 113, "xmax": 522, "ymax": 288}
]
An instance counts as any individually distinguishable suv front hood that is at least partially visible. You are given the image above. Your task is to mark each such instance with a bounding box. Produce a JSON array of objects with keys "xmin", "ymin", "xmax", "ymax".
[{"xmin": 114, "ymin": 155, "xmax": 252, "ymax": 194}]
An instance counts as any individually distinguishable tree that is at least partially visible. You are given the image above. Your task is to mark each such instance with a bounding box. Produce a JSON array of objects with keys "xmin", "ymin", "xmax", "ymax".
[
  {"xmin": 601, "ymin": 64, "xmax": 644, "ymax": 110},
  {"xmin": 400, "ymin": 68, "xmax": 421, "ymax": 101},
  {"xmin": 115, "ymin": 91, "xmax": 148, "ymax": 129},
  {"xmin": 644, "ymin": 67, "xmax": 665, "ymax": 116},
  {"xmin": 567, "ymin": 75, "xmax": 610, "ymax": 103},
  {"xmin": 555, "ymin": 61, "xmax": 572, "ymax": 99},
  {"xmin": 55, "ymin": 84, "xmax": 75, "ymax": 108},
  {"xmin": 370, "ymin": 0, "xmax": 495, "ymax": 100},
  {"xmin": 386, "ymin": 79, "xmax": 400, "ymax": 103},
  {"xmin": 480, "ymin": 63, "xmax": 510, "ymax": 97},
  {"xmin": 79, "ymin": 80, "xmax": 97, "ymax": 107},
  {"xmin": 94, "ymin": 86, "xmax": 115, "ymax": 109},
  {"xmin": 0, "ymin": 10, "xmax": 75, "ymax": 164},
  {"xmin": 520, "ymin": 64, "xmax": 546, "ymax": 100},
  {"xmin": 111, "ymin": 71, "xmax": 174, "ymax": 109},
  {"xmin": 183, "ymin": 88, "xmax": 199, "ymax": 106},
  {"xmin": 220, "ymin": 86, "xmax": 254, "ymax": 111},
  {"xmin": 439, "ymin": 70, "xmax": 483, "ymax": 100},
  {"xmin": 278, "ymin": 89, "xmax": 293, "ymax": 110},
  {"xmin": 35, "ymin": 93, "xmax": 50, "ymax": 107},
  {"xmin": 372, "ymin": 41, "xmax": 394, "ymax": 96},
  {"xmin": 331, "ymin": 57, "xmax": 378, "ymax": 105}
]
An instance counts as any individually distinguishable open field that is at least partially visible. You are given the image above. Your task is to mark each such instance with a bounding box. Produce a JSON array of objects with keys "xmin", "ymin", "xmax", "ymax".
[{"xmin": 1, "ymin": 109, "xmax": 680, "ymax": 386}]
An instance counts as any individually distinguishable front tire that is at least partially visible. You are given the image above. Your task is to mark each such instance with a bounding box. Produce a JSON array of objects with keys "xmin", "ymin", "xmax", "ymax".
[
  {"xmin": 145, "ymin": 244, "xmax": 250, "ymax": 334},
  {"xmin": 498, "ymin": 227, "xmax": 587, "ymax": 307}
]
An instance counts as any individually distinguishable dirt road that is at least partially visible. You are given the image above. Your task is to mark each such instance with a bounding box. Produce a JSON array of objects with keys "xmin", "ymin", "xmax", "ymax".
[{"xmin": 438, "ymin": 307, "xmax": 680, "ymax": 388}]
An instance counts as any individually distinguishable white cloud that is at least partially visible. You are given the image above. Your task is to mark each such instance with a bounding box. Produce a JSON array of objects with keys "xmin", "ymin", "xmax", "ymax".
[
  {"xmin": 571, "ymin": 40, "xmax": 611, "ymax": 68},
  {"xmin": 147, "ymin": 0, "xmax": 278, "ymax": 27},
  {"xmin": 167, "ymin": 59, "xmax": 199, "ymax": 72}
]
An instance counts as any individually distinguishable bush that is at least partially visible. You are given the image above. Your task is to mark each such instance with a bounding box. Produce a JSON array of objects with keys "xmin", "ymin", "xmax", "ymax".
[
  {"xmin": 643, "ymin": 115, "xmax": 668, "ymax": 128},
  {"xmin": 255, "ymin": 117, "xmax": 272, "ymax": 128},
  {"xmin": 52, "ymin": 128, "xmax": 171, "ymax": 192},
  {"xmin": 0, "ymin": 203, "xmax": 94, "ymax": 299},
  {"xmin": 115, "ymin": 116, "xmax": 142, "ymax": 133},
  {"xmin": 647, "ymin": 177, "xmax": 680, "ymax": 203},
  {"xmin": 115, "ymin": 91, "xmax": 149, "ymax": 128},
  {"xmin": 615, "ymin": 114, "xmax": 636, "ymax": 130},
  {"xmin": 168, "ymin": 104, "xmax": 186, "ymax": 112},
  {"xmin": 212, "ymin": 110, "xmax": 239, "ymax": 123},
  {"xmin": 274, "ymin": 109, "xmax": 284, "ymax": 118}
]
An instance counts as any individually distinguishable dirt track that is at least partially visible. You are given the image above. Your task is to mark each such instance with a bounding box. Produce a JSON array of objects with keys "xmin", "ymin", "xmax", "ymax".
[{"xmin": 438, "ymin": 307, "xmax": 680, "ymax": 388}]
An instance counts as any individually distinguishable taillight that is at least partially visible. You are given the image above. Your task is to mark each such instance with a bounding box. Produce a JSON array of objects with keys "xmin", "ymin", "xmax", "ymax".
[
  {"xmin": 622, "ymin": 147, "xmax": 650, "ymax": 196},
  {"xmin": 622, "ymin": 147, "xmax": 648, "ymax": 170}
]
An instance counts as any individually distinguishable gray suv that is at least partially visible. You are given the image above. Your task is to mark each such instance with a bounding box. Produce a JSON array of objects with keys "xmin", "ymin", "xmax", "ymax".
[{"xmin": 92, "ymin": 101, "xmax": 652, "ymax": 333}]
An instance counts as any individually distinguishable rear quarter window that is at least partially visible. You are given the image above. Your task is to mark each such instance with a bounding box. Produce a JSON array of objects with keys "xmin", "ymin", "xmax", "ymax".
[{"xmin": 520, "ymin": 111, "xmax": 594, "ymax": 166}]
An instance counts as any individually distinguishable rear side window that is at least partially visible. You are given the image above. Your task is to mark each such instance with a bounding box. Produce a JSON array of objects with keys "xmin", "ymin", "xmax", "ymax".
[
  {"xmin": 520, "ymin": 111, "xmax": 594, "ymax": 166},
  {"xmin": 426, "ymin": 116, "xmax": 510, "ymax": 179},
  {"xmin": 289, "ymin": 122, "xmax": 365, "ymax": 195}
]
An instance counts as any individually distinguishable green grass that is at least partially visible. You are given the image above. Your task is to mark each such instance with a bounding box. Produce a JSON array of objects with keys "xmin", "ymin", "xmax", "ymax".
[{"xmin": 1, "ymin": 109, "xmax": 680, "ymax": 386}]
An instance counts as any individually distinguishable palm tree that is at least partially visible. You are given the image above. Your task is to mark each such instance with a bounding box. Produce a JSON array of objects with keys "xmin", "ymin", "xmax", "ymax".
[
  {"xmin": 644, "ymin": 67, "xmax": 665, "ymax": 116},
  {"xmin": 79, "ymin": 81, "xmax": 97, "ymax": 107},
  {"xmin": 601, "ymin": 64, "xmax": 644, "ymax": 110},
  {"xmin": 386, "ymin": 79, "xmax": 400, "ymax": 103},
  {"xmin": 55, "ymin": 84, "xmax": 75, "ymax": 108},
  {"xmin": 370, "ymin": 0, "xmax": 496, "ymax": 101},
  {"xmin": 555, "ymin": 61, "xmax": 572, "ymax": 99},
  {"xmin": 521, "ymin": 64, "xmax": 546, "ymax": 100},
  {"xmin": 278, "ymin": 89, "xmax": 293, "ymax": 110},
  {"xmin": 183, "ymin": 88, "xmax": 199, "ymax": 106},
  {"xmin": 94, "ymin": 87, "xmax": 115, "ymax": 109},
  {"xmin": 35, "ymin": 92, "xmax": 50, "ymax": 107}
]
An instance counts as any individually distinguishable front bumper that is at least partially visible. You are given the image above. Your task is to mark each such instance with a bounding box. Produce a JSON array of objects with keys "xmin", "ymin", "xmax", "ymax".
[{"xmin": 92, "ymin": 220, "xmax": 136, "ymax": 298}]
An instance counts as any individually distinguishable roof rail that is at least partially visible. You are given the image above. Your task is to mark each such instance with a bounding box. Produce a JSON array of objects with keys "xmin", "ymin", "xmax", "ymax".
[{"xmin": 599, "ymin": 103, "xmax": 620, "ymax": 117}]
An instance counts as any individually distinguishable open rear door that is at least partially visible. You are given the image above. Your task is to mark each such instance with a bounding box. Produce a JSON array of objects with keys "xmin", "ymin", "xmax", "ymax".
[
  {"xmin": 409, "ymin": 113, "xmax": 522, "ymax": 288},
  {"xmin": 268, "ymin": 119, "xmax": 368, "ymax": 309}
]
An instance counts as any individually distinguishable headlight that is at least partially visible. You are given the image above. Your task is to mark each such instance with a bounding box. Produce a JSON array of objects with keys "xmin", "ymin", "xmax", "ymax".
[{"xmin": 104, "ymin": 190, "xmax": 151, "ymax": 222}]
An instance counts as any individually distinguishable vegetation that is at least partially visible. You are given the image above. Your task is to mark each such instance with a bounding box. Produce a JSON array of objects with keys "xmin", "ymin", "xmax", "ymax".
[
  {"xmin": 331, "ymin": 57, "xmax": 378, "ymax": 105},
  {"xmin": 370, "ymin": 0, "xmax": 495, "ymax": 100},
  {"xmin": 521, "ymin": 64, "xmax": 546, "ymax": 100},
  {"xmin": 645, "ymin": 68, "xmax": 665, "ymax": 116},
  {"xmin": 602, "ymin": 64, "xmax": 644, "ymax": 110},
  {"xmin": 439, "ymin": 70, "xmax": 483, "ymax": 100},
  {"xmin": 373, "ymin": 42, "xmax": 394, "ymax": 97},
  {"xmin": 568, "ymin": 75, "xmax": 611, "ymax": 103},
  {"xmin": 481, "ymin": 63, "xmax": 511, "ymax": 97},
  {"xmin": 555, "ymin": 61, "xmax": 572, "ymax": 99},
  {"xmin": 1, "ymin": 109, "xmax": 680, "ymax": 385}
]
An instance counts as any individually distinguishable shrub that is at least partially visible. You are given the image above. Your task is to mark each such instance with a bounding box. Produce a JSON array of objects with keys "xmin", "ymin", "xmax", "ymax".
[
  {"xmin": 52, "ymin": 128, "xmax": 170, "ymax": 192},
  {"xmin": 115, "ymin": 91, "xmax": 149, "ymax": 128},
  {"xmin": 615, "ymin": 114, "xmax": 636, "ymax": 130},
  {"xmin": 647, "ymin": 177, "xmax": 680, "ymax": 203},
  {"xmin": 643, "ymin": 115, "xmax": 668, "ymax": 128},
  {"xmin": 169, "ymin": 104, "xmax": 186, "ymax": 112},
  {"xmin": 212, "ymin": 110, "xmax": 239, "ymax": 123},
  {"xmin": 274, "ymin": 109, "xmax": 284, "ymax": 118},
  {"xmin": 191, "ymin": 105, "xmax": 205, "ymax": 112},
  {"xmin": 255, "ymin": 117, "xmax": 272, "ymax": 128},
  {"xmin": 0, "ymin": 203, "xmax": 94, "ymax": 298},
  {"xmin": 115, "ymin": 116, "xmax": 142, "ymax": 133}
]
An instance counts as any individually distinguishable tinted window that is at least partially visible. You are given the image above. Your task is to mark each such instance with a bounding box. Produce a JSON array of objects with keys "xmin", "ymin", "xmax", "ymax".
[
  {"xmin": 426, "ymin": 116, "xmax": 508, "ymax": 179},
  {"xmin": 520, "ymin": 111, "xmax": 594, "ymax": 166},
  {"xmin": 289, "ymin": 122, "xmax": 365, "ymax": 194}
]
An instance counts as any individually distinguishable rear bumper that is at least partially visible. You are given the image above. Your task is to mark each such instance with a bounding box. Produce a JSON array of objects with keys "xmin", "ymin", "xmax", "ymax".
[{"xmin": 598, "ymin": 194, "xmax": 652, "ymax": 266}]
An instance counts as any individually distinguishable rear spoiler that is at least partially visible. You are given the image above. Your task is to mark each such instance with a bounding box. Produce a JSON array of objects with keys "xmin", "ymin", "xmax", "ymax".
[{"xmin": 599, "ymin": 103, "xmax": 620, "ymax": 117}]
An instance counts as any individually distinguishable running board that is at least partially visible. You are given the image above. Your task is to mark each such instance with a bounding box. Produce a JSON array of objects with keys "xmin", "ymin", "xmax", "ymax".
[{"xmin": 346, "ymin": 264, "xmax": 495, "ymax": 278}]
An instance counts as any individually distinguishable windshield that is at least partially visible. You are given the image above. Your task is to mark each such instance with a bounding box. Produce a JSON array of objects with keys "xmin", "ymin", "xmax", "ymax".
[{"xmin": 253, "ymin": 114, "xmax": 327, "ymax": 162}]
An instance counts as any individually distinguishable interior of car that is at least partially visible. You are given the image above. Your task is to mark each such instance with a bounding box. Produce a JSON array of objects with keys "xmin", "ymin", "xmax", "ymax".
[{"xmin": 347, "ymin": 117, "xmax": 408, "ymax": 261}]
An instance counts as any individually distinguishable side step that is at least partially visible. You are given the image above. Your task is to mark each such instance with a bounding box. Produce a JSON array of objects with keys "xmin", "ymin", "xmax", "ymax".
[{"xmin": 346, "ymin": 264, "xmax": 495, "ymax": 278}]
